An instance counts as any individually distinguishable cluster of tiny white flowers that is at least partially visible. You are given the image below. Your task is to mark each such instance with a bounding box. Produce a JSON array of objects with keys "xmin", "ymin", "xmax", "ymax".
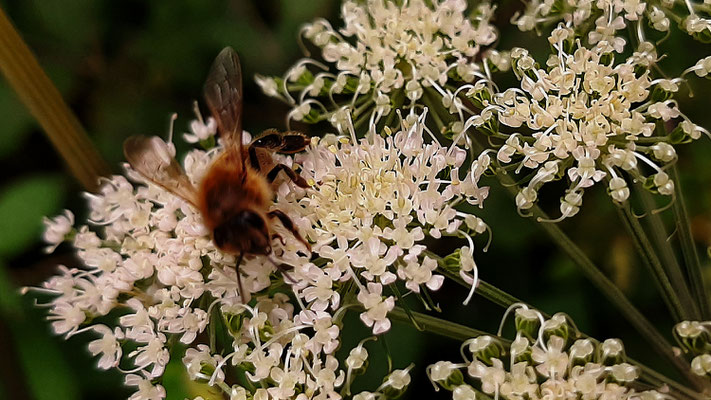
[
  {"xmin": 512, "ymin": 0, "xmax": 711, "ymax": 47},
  {"xmin": 31, "ymin": 109, "xmax": 490, "ymax": 399},
  {"xmin": 256, "ymin": 0, "xmax": 505, "ymax": 136},
  {"xmin": 30, "ymin": 119, "xmax": 357, "ymax": 400},
  {"xmin": 674, "ymin": 321, "xmax": 711, "ymax": 380},
  {"xmin": 428, "ymin": 305, "xmax": 671, "ymax": 400},
  {"xmin": 487, "ymin": 28, "xmax": 707, "ymax": 220},
  {"xmin": 274, "ymin": 109, "xmax": 491, "ymax": 330}
]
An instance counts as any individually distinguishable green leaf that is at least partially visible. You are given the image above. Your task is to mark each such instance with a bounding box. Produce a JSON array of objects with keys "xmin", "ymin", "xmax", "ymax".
[{"xmin": 0, "ymin": 175, "xmax": 67, "ymax": 258}]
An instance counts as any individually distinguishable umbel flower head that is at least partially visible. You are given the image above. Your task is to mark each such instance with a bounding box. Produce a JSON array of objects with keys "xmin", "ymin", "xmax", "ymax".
[
  {"xmin": 275, "ymin": 108, "xmax": 491, "ymax": 317},
  {"xmin": 486, "ymin": 26, "xmax": 707, "ymax": 221},
  {"xmin": 256, "ymin": 0, "xmax": 505, "ymax": 136},
  {"xmin": 428, "ymin": 304, "xmax": 670, "ymax": 400},
  {"xmin": 30, "ymin": 107, "xmax": 490, "ymax": 399},
  {"xmin": 512, "ymin": 0, "xmax": 711, "ymax": 46}
]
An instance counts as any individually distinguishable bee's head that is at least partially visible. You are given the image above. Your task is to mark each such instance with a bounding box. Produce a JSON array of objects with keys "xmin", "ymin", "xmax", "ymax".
[{"xmin": 212, "ymin": 210, "xmax": 271, "ymax": 255}]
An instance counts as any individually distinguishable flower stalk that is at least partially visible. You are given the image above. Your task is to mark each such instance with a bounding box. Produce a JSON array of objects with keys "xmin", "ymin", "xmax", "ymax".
[
  {"xmin": 617, "ymin": 203, "xmax": 691, "ymax": 322},
  {"xmin": 386, "ymin": 306, "xmax": 493, "ymax": 344},
  {"xmin": 634, "ymin": 185, "xmax": 701, "ymax": 320},
  {"xmin": 671, "ymin": 165, "xmax": 711, "ymax": 320},
  {"xmin": 487, "ymin": 164, "xmax": 698, "ymax": 384}
]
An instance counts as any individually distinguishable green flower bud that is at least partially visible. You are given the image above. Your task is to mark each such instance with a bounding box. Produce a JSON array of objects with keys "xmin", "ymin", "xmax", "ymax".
[
  {"xmin": 568, "ymin": 339, "xmax": 594, "ymax": 366},
  {"xmin": 597, "ymin": 338, "xmax": 625, "ymax": 365},
  {"xmin": 428, "ymin": 361, "xmax": 464, "ymax": 391},
  {"xmin": 542, "ymin": 313, "xmax": 575, "ymax": 345},
  {"xmin": 467, "ymin": 336, "xmax": 506, "ymax": 366},
  {"xmin": 381, "ymin": 368, "xmax": 412, "ymax": 399},
  {"xmin": 515, "ymin": 308, "xmax": 541, "ymax": 341}
]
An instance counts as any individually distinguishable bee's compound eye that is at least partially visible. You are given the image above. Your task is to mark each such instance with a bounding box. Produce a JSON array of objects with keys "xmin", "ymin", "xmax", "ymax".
[{"xmin": 213, "ymin": 211, "xmax": 268, "ymax": 253}]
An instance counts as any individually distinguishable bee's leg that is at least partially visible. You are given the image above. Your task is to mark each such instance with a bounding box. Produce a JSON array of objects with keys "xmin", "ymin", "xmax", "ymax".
[
  {"xmin": 280, "ymin": 267, "xmax": 297, "ymax": 285},
  {"xmin": 272, "ymin": 232, "xmax": 286, "ymax": 246},
  {"xmin": 235, "ymin": 251, "xmax": 246, "ymax": 303},
  {"xmin": 267, "ymin": 209, "xmax": 311, "ymax": 251},
  {"xmin": 251, "ymin": 129, "xmax": 309, "ymax": 154},
  {"xmin": 276, "ymin": 131, "xmax": 309, "ymax": 154},
  {"xmin": 266, "ymin": 164, "xmax": 310, "ymax": 188},
  {"xmin": 265, "ymin": 256, "xmax": 297, "ymax": 285}
]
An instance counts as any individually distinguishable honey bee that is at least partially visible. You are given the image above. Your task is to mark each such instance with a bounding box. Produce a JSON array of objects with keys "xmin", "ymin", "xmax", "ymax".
[{"xmin": 123, "ymin": 47, "xmax": 311, "ymax": 299}]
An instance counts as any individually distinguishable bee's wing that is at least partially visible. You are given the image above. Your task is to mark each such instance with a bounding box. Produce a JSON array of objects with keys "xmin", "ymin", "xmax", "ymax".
[
  {"xmin": 123, "ymin": 135, "xmax": 198, "ymax": 206},
  {"xmin": 204, "ymin": 47, "xmax": 243, "ymax": 154}
]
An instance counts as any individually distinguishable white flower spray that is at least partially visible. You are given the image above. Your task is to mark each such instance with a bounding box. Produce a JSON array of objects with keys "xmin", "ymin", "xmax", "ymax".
[
  {"xmin": 257, "ymin": 0, "xmax": 506, "ymax": 138},
  {"xmin": 25, "ymin": 0, "xmax": 711, "ymax": 398},
  {"xmin": 29, "ymin": 104, "xmax": 490, "ymax": 399}
]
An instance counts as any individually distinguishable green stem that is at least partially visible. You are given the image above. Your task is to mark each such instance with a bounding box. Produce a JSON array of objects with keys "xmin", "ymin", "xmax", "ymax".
[
  {"xmin": 637, "ymin": 185, "xmax": 701, "ymax": 320},
  {"xmin": 0, "ymin": 7, "xmax": 109, "ymax": 191},
  {"xmin": 670, "ymin": 165, "xmax": 711, "ymax": 319},
  {"xmin": 536, "ymin": 202, "xmax": 694, "ymax": 380},
  {"xmin": 617, "ymin": 204, "xmax": 691, "ymax": 321},
  {"xmin": 387, "ymin": 306, "xmax": 492, "ymax": 343}
]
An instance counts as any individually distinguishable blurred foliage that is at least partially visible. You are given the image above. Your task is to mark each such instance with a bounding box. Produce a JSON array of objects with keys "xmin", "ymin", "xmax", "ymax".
[{"xmin": 0, "ymin": 0, "xmax": 710, "ymax": 399}]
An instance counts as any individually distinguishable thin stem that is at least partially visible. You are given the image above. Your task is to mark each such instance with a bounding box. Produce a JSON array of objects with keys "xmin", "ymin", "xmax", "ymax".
[
  {"xmin": 670, "ymin": 165, "xmax": 711, "ymax": 319},
  {"xmin": 538, "ymin": 202, "xmax": 694, "ymax": 381},
  {"xmin": 0, "ymin": 7, "xmax": 109, "ymax": 191},
  {"xmin": 636, "ymin": 185, "xmax": 701, "ymax": 320},
  {"xmin": 387, "ymin": 306, "xmax": 494, "ymax": 343},
  {"xmin": 617, "ymin": 204, "xmax": 691, "ymax": 321}
]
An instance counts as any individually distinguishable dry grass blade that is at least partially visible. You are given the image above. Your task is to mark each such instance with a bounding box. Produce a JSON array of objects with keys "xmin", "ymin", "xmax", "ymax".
[{"xmin": 0, "ymin": 7, "xmax": 109, "ymax": 191}]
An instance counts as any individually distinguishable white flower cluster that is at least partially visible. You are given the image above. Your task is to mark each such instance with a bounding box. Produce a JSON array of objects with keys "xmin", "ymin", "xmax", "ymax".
[
  {"xmin": 30, "ymin": 119, "xmax": 353, "ymax": 399},
  {"xmin": 32, "ymin": 110, "xmax": 490, "ymax": 399},
  {"xmin": 674, "ymin": 321, "xmax": 711, "ymax": 379},
  {"xmin": 512, "ymin": 0, "xmax": 711, "ymax": 47},
  {"xmin": 256, "ymin": 0, "xmax": 504, "ymax": 135},
  {"xmin": 428, "ymin": 305, "xmax": 670, "ymax": 400},
  {"xmin": 275, "ymin": 110, "xmax": 491, "ymax": 329},
  {"xmin": 489, "ymin": 27, "xmax": 706, "ymax": 220}
]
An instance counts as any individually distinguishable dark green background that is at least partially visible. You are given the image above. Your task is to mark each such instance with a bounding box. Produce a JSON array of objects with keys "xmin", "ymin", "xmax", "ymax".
[{"xmin": 1, "ymin": 1, "xmax": 710, "ymax": 399}]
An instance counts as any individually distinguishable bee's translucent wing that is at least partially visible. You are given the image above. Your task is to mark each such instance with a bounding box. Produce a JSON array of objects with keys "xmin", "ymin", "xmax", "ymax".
[
  {"xmin": 204, "ymin": 47, "xmax": 243, "ymax": 153},
  {"xmin": 123, "ymin": 135, "xmax": 198, "ymax": 206}
]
